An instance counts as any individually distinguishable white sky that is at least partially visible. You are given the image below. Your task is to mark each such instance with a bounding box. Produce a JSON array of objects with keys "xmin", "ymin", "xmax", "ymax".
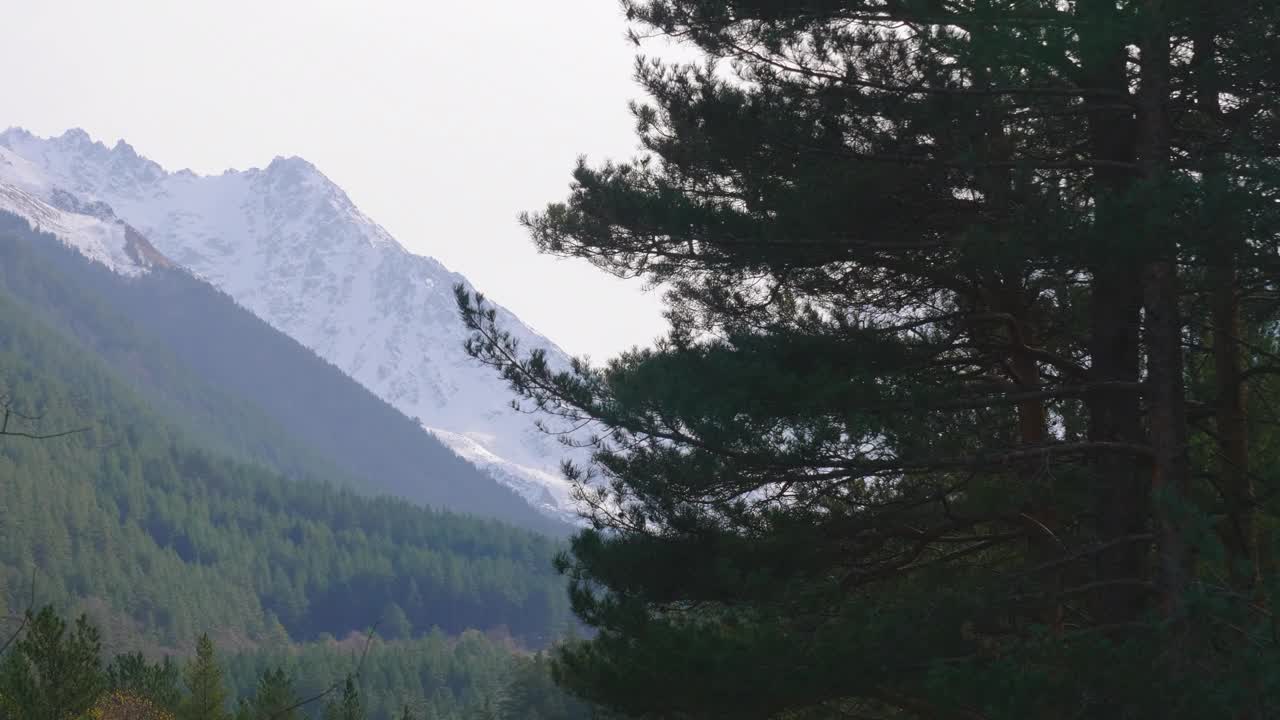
[{"xmin": 1, "ymin": 0, "xmax": 672, "ymax": 359}]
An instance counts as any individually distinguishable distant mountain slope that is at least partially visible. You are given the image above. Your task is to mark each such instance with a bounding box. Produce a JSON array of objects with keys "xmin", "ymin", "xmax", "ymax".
[
  {"xmin": 0, "ymin": 128, "xmax": 582, "ymax": 520},
  {"xmin": 0, "ymin": 148, "xmax": 169, "ymax": 275},
  {"xmin": 0, "ymin": 247, "xmax": 572, "ymax": 653},
  {"xmin": 0, "ymin": 211, "xmax": 565, "ymax": 534}
]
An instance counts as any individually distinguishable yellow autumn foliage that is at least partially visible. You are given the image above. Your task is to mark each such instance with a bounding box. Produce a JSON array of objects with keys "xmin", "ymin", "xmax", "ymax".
[{"xmin": 84, "ymin": 690, "xmax": 175, "ymax": 720}]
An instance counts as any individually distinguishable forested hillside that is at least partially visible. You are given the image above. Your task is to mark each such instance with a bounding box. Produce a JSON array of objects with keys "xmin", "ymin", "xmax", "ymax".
[
  {"xmin": 0, "ymin": 214, "xmax": 579, "ymax": 667},
  {"xmin": 0, "ymin": 211, "xmax": 607, "ymax": 718},
  {"xmin": 0, "ymin": 212, "xmax": 562, "ymax": 534},
  {"xmin": 0, "ymin": 281, "xmax": 570, "ymax": 650},
  {"xmin": 0, "ymin": 282, "xmax": 570, "ymax": 652}
]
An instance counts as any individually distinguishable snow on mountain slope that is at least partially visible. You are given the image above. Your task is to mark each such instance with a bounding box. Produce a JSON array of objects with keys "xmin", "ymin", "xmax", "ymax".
[
  {"xmin": 0, "ymin": 146, "xmax": 170, "ymax": 276},
  {"xmin": 0, "ymin": 127, "xmax": 581, "ymax": 520}
]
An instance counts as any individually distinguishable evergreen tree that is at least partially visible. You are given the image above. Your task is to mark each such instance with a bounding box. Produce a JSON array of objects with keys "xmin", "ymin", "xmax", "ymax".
[
  {"xmin": 107, "ymin": 651, "xmax": 183, "ymax": 711},
  {"xmin": 243, "ymin": 667, "xmax": 300, "ymax": 720},
  {"xmin": 498, "ymin": 654, "xmax": 595, "ymax": 720},
  {"xmin": 222, "ymin": 628, "xmax": 517, "ymax": 720},
  {"xmin": 180, "ymin": 634, "xmax": 230, "ymax": 720},
  {"xmin": 381, "ymin": 603, "xmax": 412, "ymax": 641},
  {"xmin": 0, "ymin": 606, "xmax": 103, "ymax": 720},
  {"xmin": 458, "ymin": 0, "xmax": 1280, "ymax": 717},
  {"xmin": 322, "ymin": 675, "xmax": 365, "ymax": 720}
]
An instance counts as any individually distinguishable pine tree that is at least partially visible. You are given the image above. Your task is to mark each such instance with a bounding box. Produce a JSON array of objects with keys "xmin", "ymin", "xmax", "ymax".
[
  {"xmin": 107, "ymin": 651, "xmax": 183, "ymax": 711},
  {"xmin": 498, "ymin": 654, "xmax": 595, "ymax": 720},
  {"xmin": 243, "ymin": 667, "xmax": 300, "ymax": 720},
  {"xmin": 0, "ymin": 606, "xmax": 103, "ymax": 720},
  {"xmin": 322, "ymin": 675, "xmax": 364, "ymax": 720},
  {"xmin": 458, "ymin": 0, "xmax": 1280, "ymax": 717},
  {"xmin": 179, "ymin": 634, "xmax": 229, "ymax": 720},
  {"xmin": 381, "ymin": 602, "xmax": 412, "ymax": 641}
]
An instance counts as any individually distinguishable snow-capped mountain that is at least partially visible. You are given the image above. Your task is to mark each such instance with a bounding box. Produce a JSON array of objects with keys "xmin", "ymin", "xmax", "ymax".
[
  {"xmin": 0, "ymin": 143, "xmax": 170, "ymax": 275},
  {"xmin": 0, "ymin": 127, "xmax": 580, "ymax": 520}
]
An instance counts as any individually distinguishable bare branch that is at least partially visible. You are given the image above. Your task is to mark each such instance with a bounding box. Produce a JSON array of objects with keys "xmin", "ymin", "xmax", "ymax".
[{"xmin": 268, "ymin": 619, "xmax": 380, "ymax": 720}]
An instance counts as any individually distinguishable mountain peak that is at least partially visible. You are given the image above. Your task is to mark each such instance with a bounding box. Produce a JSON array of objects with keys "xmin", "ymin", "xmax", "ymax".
[
  {"xmin": 0, "ymin": 130, "xmax": 585, "ymax": 521},
  {"xmin": 262, "ymin": 155, "xmax": 326, "ymax": 188},
  {"xmin": 112, "ymin": 138, "xmax": 139, "ymax": 159},
  {"xmin": 57, "ymin": 127, "xmax": 97, "ymax": 147},
  {"xmin": 0, "ymin": 127, "xmax": 33, "ymax": 144},
  {"xmin": 267, "ymin": 154, "xmax": 314, "ymax": 170}
]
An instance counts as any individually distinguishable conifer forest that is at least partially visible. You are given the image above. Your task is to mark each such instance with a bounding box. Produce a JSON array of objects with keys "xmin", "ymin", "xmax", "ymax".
[{"xmin": 4, "ymin": 1, "xmax": 1280, "ymax": 718}]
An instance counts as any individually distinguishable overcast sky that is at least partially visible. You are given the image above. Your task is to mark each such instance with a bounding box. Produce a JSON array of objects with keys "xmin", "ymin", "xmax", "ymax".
[{"xmin": 2, "ymin": 0, "xmax": 671, "ymax": 359}]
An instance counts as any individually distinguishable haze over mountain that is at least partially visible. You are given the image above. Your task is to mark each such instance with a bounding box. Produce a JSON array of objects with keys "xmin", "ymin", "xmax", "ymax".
[
  {"xmin": 0, "ymin": 212, "xmax": 565, "ymax": 534},
  {"xmin": 0, "ymin": 127, "xmax": 584, "ymax": 521},
  {"xmin": 0, "ymin": 215, "xmax": 577, "ymax": 719}
]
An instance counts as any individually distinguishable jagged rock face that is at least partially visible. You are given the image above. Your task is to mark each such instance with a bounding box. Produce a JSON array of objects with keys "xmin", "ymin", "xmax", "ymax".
[{"xmin": 0, "ymin": 127, "xmax": 581, "ymax": 521}]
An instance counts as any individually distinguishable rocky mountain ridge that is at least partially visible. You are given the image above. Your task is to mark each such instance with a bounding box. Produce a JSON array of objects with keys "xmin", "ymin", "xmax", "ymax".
[{"xmin": 0, "ymin": 127, "xmax": 580, "ymax": 521}]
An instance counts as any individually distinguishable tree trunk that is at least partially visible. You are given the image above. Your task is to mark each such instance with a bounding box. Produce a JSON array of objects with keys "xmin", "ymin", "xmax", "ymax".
[
  {"xmin": 1138, "ymin": 0, "xmax": 1192, "ymax": 616},
  {"xmin": 1142, "ymin": 259, "xmax": 1191, "ymax": 612},
  {"xmin": 1088, "ymin": 267, "xmax": 1149, "ymax": 624},
  {"xmin": 1212, "ymin": 264, "xmax": 1256, "ymax": 585},
  {"xmin": 1078, "ymin": 0, "xmax": 1150, "ymax": 627},
  {"xmin": 1192, "ymin": 0, "xmax": 1257, "ymax": 592}
]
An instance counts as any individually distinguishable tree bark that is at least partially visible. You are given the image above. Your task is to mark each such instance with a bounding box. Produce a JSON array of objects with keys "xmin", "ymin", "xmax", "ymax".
[
  {"xmin": 1137, "ymin": 0, "xmax": 1192, "ymax": 616},
  {"xmin": 1088, "ymin": 267, "xmax": 1149, "ymax": 624},
  {"xmin": 1193, "ymin": 0, "xmax": 1257, "ymax": 591},
  {"xmin": 1078, "ymin": 0, "xmax": 1150, "ymax": 626}
]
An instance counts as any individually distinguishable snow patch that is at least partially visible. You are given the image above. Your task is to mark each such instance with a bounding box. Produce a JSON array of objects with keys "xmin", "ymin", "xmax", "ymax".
[{"xmin": 0, "ymin": 183, "xmax": 154, "ymax": 276}]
